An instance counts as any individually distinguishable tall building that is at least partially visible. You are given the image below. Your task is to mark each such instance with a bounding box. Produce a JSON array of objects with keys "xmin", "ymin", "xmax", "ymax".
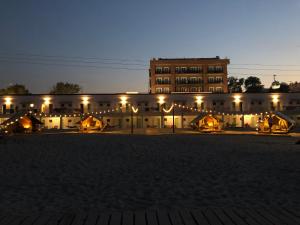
[{"xmin": 149, "ymin": 57, "xmax": 230, "ymax": 94}]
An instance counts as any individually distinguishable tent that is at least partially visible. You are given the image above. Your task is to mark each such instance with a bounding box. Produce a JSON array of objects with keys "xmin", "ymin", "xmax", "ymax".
[
  {"xmin": 257, "ymin": 112, "xmax": 295, "ymax": 134},
  {"xmin": 77, "ymin": 116, "xmax": 105, "ymax": 132},
  {"xmin": 191, "ymin": 114, "xmax": 222, "ymax": 132},
  {"xmin": 0, "ymin": 114, "xmax": 43, "ymax": 133}
]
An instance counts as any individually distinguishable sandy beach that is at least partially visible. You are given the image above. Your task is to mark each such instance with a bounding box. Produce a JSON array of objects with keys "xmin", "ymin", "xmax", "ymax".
[{"xmin": 0, "ymin": 134, "xmax": 299, "ymax": 215}]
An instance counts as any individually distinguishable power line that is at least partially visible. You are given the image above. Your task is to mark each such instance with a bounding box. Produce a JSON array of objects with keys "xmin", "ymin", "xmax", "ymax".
[
  {"xmin": 0, "ymin": 56, "xmax": 148, "ymax": 67},
  {"xmin": 230, "ymin": 63, "xmax": 300, "ymax": 67},
  {"xmin": 0, "ymin": 52, "xmax": 148, "ymax": 63},
  {"xmin": 2, "ymin": 53, "xmax": 300, "ymax": 67},
  {"xmin": 0, "ymin": 59, "xmax": 147, "ymax": 71}
]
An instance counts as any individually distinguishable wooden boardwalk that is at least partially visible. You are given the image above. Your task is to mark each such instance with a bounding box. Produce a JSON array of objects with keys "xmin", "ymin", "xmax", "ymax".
[{"xmin": 0, "ymin": 208, "xmax": 299, "ymax": 225}]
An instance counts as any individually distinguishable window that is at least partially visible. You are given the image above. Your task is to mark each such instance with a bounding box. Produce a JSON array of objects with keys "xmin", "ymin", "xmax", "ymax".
[
  {"xmin": 181, "ymin": 67, "xmax": 187, "ymax": 73},
  {"xmin": 208, "ymin": 77, "xmax": 215, "ymax": 83},
  {"xmin": 208, "ymin": 66, "xmax": 224, "ymax": 73},
  {"xmin": 209, "ymin": 87, "xmax": 214, "ymax": 92},
  {"xmin": 189, "ymin": 66, "xmax": 202, "ymax": 73},
  {"xmin": 216, "ymin": 77, "xmax": 223, "ymax": 83},
  {"xmin": 68, "ymin": 119, "xmax": 72, "ymax": 122},
  {"xmin": 163, "ymin": 87, "xmax": 170, "ymax": 93},
  {"xmin": 216, "ymin": 87, "xmax": 223, "ymax": 93},
  {"xmin": 216, "ymin": 66, "xmax": 223, "ymax": 72},
  {"xmin": 155, "ymin": 67, "xmax": 162, "ymax": 74},
  {"xmin": 163, "ymin": 67, "xmax": 170, "ymax": 73},
  {"xmin": 190, "ymin": 87, "xmax": 198, "ymax": 92},
  {"xmin": 155, "ymin": 87, "xmax": 163, "ymax": 93},
  {"xmin": 49, "ymin": 120, "xmax": 53, "ymax": 123}
]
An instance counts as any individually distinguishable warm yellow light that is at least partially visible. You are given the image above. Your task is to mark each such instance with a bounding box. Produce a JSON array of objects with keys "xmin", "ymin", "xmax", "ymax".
[
  {"xmin": 120, "ymin": 96, "xmax": 128, "ymax": 105},
  {"xmin": 196, "ymin": 96, "xmax": 203, "ymax": 104},
  {"xmin": 4, "ymin": 97, "xmax": 12, "ymax": 105},
  {"xmin": 43, "ymin": 97, "xmax": 51, "ymax": 105},
  {"xmin": 272, "ymin": 95, "xmax": 279, "ymax": 103},
  {"xmin": 30, "ymin": 103, "xmax": 34, "ymax": 108},
  {"xmin": 82, "ymin": 96, "xmax": 89, "ymax": 105},
  {"xmin": 131, "ymin": 106, "xmax": 139, "ymax": 113},
  {"xmin": 158, "ymin": 96, "xmax": 165, "ymax": 105},
  {"xmin": 233, "ymin": 95, "xmax": 241, "ymax": 103}
]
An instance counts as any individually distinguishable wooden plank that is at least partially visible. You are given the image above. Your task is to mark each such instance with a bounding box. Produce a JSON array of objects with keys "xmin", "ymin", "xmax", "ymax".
[
  {"xmin": 202, "ymin": 208, "xmax": 223, "ymax": 225},
  {"xmin": 32, "ymin": 214, "xmax": 52, "ymax": 225},
  {"xmin": 9, "ymin": 215, "xmax": 27, "ymax": 225},
  {"xmin": 84, "ymin": 213, "xmax": 99, "ymax": 225},
  {"xmin": 283, "ymin": 208, "xmax": 300, "ymax": 219},
  {"xmin": 156, "ymin": 210, "xmax": 172, "ymax": 225},
  {"xmin": 70, "ymin": 214, "xmax": 87, "ymax": 225},
  {"xmin": 0, "ymin": 215, "xmax": 16, "ymax": 225},
  {"xmin": 178, "ymin": 209, "xmax": 197, "ymax": 225},
  {"xmin": 45, "ymin": 214, "xmax": 64, "ymax": 225},
  {"xmin": 145, "ymin": 211, "xmax": 158, "ymax": 225},
  {"xmin": 190, "ymin": 209, "xmax": 210, "ymax": 225},
  {"xmin": 122, "ymin": 212, "xmax": 133, "ymax": 225},
  {"xmin": 168, "ymin": 210, "xmax": 183, "ymax": 225},
  {"xmin": 20, "ymin": 215, "xmax": 40, "ymax": 225},
  {"xmin": 264, "ymin": 208, "xmax": 300, "ymax": 225},
  {"xmin": 96, "ymin": 213, "xmax": 110, "ymax": 225},
  {"xmin": 254, "ymin": 208, "xmax": 286, "ymax": 225},
  {"xmin": 109, "ymin": 213, "xmax": 121, "ymax": 225},
  {"xmin": 244, "ymin": 209, "xmax": 274, "ymax": 225},
  {"xmin": 134, "ymin": 211, "xmax": 147, "ymax": 225},
  {"xmin": 211, "ymin": 208, "xmax": 235, "ymax": 225},
  {"xmin": 234, "ymin": 209, "xmax": 261, "ymax": 225},
  {"xmin": 58, "ymin": 214, "xmax": 75, "ymax": 225}
]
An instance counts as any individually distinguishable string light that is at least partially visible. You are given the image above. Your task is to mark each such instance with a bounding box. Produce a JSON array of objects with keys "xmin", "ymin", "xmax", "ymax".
[{"xmin": 162, "ymin": 104, "xmax": 174, "ymax": 113}]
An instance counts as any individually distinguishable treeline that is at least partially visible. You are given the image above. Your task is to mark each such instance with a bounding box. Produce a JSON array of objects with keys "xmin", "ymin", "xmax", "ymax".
[
  {"xmin": 0, "ymin": 77, "xmax": 299, "ymax": 94},
  {"xmin": 0, "ymin": 82, "xmax": 81, "ymax": 95},
  {"xmin": 228, "ymin": 76, "xmax": 292, "ymax": 93}
]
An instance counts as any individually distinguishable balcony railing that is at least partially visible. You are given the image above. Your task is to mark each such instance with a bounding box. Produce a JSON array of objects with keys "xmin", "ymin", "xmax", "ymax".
[
  {"xmin": 155, "ymin": 81, "xmax": 171, "ymax": 85},
  {"xmin": 208, "ymin": 80, "xmax": 223, "ymax": 84},
  {"xmin": 176, "ymin": 80, "xmax": 203, "ymax": 84}
]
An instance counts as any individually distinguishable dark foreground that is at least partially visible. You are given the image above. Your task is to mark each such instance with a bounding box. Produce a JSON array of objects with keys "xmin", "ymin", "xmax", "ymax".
[
  {"xmin": 0, "ymin": 134, "xmax": 299, "ymax": 217},
  {"xmin": 1, "ymin": 207, "xmax": 300, "ymax": 225}
]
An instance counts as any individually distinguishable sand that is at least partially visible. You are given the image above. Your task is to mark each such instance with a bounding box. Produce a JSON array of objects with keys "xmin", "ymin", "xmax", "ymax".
[{"xmin": 0, "ymin": 134, "xmax": 299, "ymax": 214}]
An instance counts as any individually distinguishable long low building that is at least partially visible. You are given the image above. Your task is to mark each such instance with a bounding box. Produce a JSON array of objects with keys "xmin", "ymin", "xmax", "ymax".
[{"xmin": 0, "ymin": 93, "xmax": 300, "ymax": 130}]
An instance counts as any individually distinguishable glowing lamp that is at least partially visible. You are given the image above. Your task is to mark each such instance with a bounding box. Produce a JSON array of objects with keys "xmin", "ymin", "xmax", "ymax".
[
  {"xmin": 4, "ymin": 97, "xmax": 12, "ymax": 105},
  {"xmin": 82, "ymin": 97, "xmax": 89, "ymax": 105},
  {"xmin": 43, "ymin": 97, "xmax": 51, "ymax": 105},
  {"xmin": 158, "ymin": 96, "xmax": 165, "ymax": 105},
  {"xmin": 196, "ymin": 96, "xmax": 203, "ymax": 105},
  {"xmin": 272, "ymin": 95, "xmax": 279, "ymax": 103},
  {"xmin": 233, "ymin": 95, "xmax": 241, "ymax": 103},
  {"xmin": 30, "ymin": 103, "xmax": 34, "ymax": 108},
  {"xmin": 120, "ymin": 96, "xmax": 128, "ymax": 105}
]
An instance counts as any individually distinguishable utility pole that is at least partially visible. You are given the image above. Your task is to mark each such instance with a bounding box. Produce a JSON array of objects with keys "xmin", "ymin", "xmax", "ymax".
[
  {"xmin": 131, "ymin": 108, "xmax": 133, "ymax": 134},
  {"xmin": 172, "ymin": 104, "xmax": 175, "ymax": 133}
]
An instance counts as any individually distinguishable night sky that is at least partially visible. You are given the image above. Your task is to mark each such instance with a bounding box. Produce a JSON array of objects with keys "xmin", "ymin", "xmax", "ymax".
[{"xmin": 0, "ymin": 0, "xmax": 300, "ymax": 93}]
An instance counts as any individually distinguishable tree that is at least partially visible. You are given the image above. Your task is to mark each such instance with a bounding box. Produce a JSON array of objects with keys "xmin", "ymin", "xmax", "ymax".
[
  {"xmin": 244, "ymin": 76, "xmax": 264, "ymax": 93},
  {"xmin": 228, "ymin": 76, "xmax": 244, "ymax": 93},
  {"xmin": 269, "ymin": 82, "xmax": 289, "ymax": 93},
  {"xmin": 50, "ymin": 82, "xmax": 81, "ymax": 94},
  {"xmin": 0, "ymin": 84, "xmax": 30, "ymax": 95}
]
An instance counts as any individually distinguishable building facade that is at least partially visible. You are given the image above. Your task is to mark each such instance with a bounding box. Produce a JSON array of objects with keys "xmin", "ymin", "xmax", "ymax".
[
  {"xmin": 149, "ymin": 57, "xmax": 230, "ymax": 94},
  {"xmin": 1, "ymin": 93, "xmax": 300, "ymax": 130}
]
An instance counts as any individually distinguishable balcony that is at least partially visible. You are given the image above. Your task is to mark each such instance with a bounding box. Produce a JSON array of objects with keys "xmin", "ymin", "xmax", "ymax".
[
  {"xmin": 207, "ymin": 69, "xmax": 224, "ymax": 73},
  {"xmin": 155, "ymin": 81, "xmax": 171, "ymax": 85},
  {"xmin": 208, "ymin": 80, "xmax": 223, "ymax": 84},
  {"xmin": 176, "ymin": 80, "xmax": 203, "ymax": 85}
]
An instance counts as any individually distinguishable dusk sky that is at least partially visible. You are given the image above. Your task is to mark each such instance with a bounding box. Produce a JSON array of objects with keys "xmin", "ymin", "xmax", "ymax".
[{"xmin": 0, "ymin": 0, "xmax": 300, "ymax": 93}]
